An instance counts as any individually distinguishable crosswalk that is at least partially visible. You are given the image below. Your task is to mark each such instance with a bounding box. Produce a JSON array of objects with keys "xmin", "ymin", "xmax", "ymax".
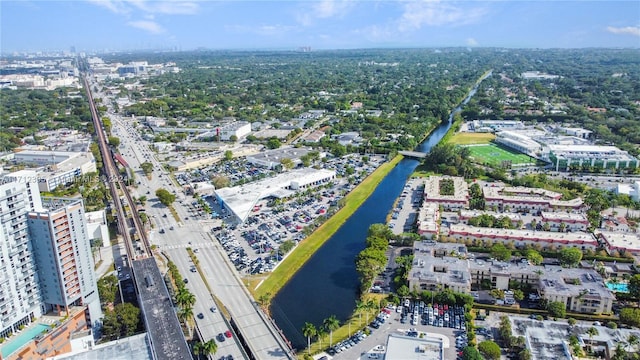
[{"xmin": 160, "ymin": 242, "xmax": 213, "ymax": 250}]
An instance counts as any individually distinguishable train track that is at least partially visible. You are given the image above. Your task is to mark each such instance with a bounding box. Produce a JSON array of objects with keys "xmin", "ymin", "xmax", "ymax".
[{"xmin": 82, "ymin": 75, "xmax": 151, "ymax": 263}]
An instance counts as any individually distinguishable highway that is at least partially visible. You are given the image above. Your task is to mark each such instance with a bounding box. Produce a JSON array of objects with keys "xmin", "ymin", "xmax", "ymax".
[{"xmin": 101, "ymin": 88, "xmax": 292, "ymax": 359}]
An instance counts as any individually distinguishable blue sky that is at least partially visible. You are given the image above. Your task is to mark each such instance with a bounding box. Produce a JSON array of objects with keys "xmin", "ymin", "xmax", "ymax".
[{"xmin": 1, "ymin": 0, "xmax": 639, "ymax": 53}]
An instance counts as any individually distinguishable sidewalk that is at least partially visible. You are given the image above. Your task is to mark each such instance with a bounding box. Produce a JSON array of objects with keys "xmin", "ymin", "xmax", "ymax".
[{"xmin": 94, "ymin": 245, "xmax": 116, "ymax": 278}]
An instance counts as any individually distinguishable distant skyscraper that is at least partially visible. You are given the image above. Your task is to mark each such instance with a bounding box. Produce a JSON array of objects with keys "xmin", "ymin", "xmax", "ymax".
[
  {"xmin": 70, "ymin": 46, "xmax": 76, "ymax": 54},
  {"xmin": 0, "ymin": 173, "xmax": 44, "ymax": 338}
]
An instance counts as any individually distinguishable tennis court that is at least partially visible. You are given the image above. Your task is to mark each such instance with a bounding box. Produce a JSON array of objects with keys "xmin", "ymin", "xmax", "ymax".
[{"xmin": 466, "ymin": 143, "xmax": 535, "ymax": 166}]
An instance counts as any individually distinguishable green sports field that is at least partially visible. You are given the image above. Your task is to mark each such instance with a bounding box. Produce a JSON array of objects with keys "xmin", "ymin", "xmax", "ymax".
[{"xmin": 465, "ymin": 143, "xmax": 535, "ymax": 166}]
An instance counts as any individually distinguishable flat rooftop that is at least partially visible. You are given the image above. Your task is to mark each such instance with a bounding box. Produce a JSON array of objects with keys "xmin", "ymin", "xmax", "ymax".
[
  {"xmin": 599, "ymin": 231, "xmax": 640, "ymax": 252},
  {"xmin": 548, "ymin": 144, "xmax": 637, "ymax": 161},
  {"xmin": 51, "ymin": 333, "xmax": 153, "ymax": 360},
  {"xmin": 448, "ymin": 224, "xmax": 598, "ymax": 246},
  {"xmin": 541, "ymin": 211, "xmax": 589, "ymax": 222},
  {"xmin": 385, "ymin": 333, "xmax": 443, "ymax": 360},
  {"xmin": 423, "ymin": 176, "xmax": 468, "ymax": 203}
]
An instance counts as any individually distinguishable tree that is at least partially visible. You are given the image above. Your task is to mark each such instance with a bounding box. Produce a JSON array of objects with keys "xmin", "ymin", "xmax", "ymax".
[
  {"xmin": 629, "ymin": 274, "xmax": 640, "ymax": 303},
  {"xmin": 620, "ymin": 308, "xmax": 640, "ymax": 327},
  {"xmin": 280, "ymin": 158, "xmax": 294, "ymax": 170},
  {"xmin": 194, "ymin": 339, "xmax": 217, "ymax": 359},
  {"xmin": 559, "ymin": 247, "xmax": 583, "ymax": 267},
  {"xmin": 518, "ymin": 348, "xmax": 532, "ymax": 360},
  {"xmin": 140, "ymin": 162, "xmax": 153, "ymax": 176},
  {"xmin": 525, "ymin": 249, "xmax": 543, "ymax": 265},
  {"xmin": 462, "ymin": 346, "xmax": 483, "ymax": 360},
  {"xmin": 513, "ymin": 289, "xmax": 524, "ymax": 301},
  {"xmin": 323, "ymin": 315, "xmax": 340, "ymax": 347},
  {"xmin": 302, "ymin": 322, "xmax": 317, "ymax": 354},
  {"xmin": 175, "ymin": 287, "xmax": 196, "ymax": 309},
  {"xmin": 138, "ymin": 195, "xmax": 147, "ymax": 205},
  {"xmin": 568, "ymin": 317, "xmax": 576, "ymax": 327},
  {"xmin": 478, "ymin": 340, "xmax": 501, "ymax": 360},
  {"xmin": 266, "ymin": 137, "xmax": 281, "ymax": 149},
  {"xmin": 97, "ymin": 274, "xmax": 119, "ymax": 305},
  {"xmin": 211, "ymin": 176, "xmax": 231, "ymax": 189},
  {"xmin": 586, "ymin": 326, "xmax": 599, "ymax": 343},
  {"xmin": 490, "ymin": 243, "xmax": 512, "ymax": 262},
  {"xmin": 156, "ymin": 188, "xmax": 176, "ymax": 206},
  {"xmin": 108, "ymin": 136, "xmax": 120, "ymax": 147},
  {"xmin": 224, "ymin": 150, "xmax": 233, "ymax": 161},
  {"xmin": 102, "ymin": 303, "xmax": 141, "ymax": 340},
  {"xmin": 547, "ymin": 301, "xmax": 566, "ymax": 319}
]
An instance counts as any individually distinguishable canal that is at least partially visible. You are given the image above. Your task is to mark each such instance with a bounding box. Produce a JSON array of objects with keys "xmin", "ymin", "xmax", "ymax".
[{"xmin": 271, "ymin": 71, "xmax": 491, "ymax": 350}]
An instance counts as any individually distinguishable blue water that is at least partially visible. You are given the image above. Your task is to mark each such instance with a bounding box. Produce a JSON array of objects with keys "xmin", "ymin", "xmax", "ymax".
[
  {"xmin": 0, "ymin": 323, "xmax": 51, "ymax": 358},
  {"xmin": 606, "ymin": 282, "xmax": 629, "ymax": 293},
  {"xmin": 271, "ymin": 71, "xmax": 491, "ymax": 350}
]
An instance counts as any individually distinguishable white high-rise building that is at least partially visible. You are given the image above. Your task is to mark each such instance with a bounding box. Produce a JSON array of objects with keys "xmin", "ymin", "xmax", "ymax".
[
  {"xmin": 0, "ymin": 171, "xmax": 102, "ymax": 339},
  {"xmin": 0, "ymin": 172, "xmax": 44, "ymax": 338}
]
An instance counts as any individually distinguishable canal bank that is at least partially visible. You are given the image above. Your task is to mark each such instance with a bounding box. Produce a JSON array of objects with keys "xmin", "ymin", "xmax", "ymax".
[{"xmin": 271, "ymin": 71, "xmax": 493, "ymax": 351}]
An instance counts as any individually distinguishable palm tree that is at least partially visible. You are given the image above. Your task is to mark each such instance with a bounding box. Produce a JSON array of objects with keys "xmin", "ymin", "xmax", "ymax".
[
  {"xmin": 178, "ymin": 307, "xmax": 194, "ymax": 338},
  {"xmin": 202, "ymin": 339, "xmax": 217, "ymax": 358},
  {"xmin": 176, "ymin": 287, "xmax": 196, "ymax": 309},
  {"xmin": 586, "ymin": 326, "xmax": 598, "ymax": 350},
  {"xmin": 316, "ymin": 326, "xmax": 327, "ymax": 350},
  {"xmin": 355, "ymin": 300, "xmax": 367, "ymax": 326},
  {"xmin": 366, "ymin": 299, "xmax": 377, "ymax": 321},
  {"xmin": 302, "ymin": 322, "xmax": 317, "ymax": 355},
  {"xmin": 193, "ymin": 341, "xmax": 204, "ymax": 359},
  {"xmin": 323, "ymin": 315, "xmax": 340, "ymax": 347}
]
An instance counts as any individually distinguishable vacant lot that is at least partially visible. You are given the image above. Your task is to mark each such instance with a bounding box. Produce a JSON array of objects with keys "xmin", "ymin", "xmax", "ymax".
[
  {"xmin": 466, "ymin": 143, "xmax": 535, "ymax": 166},
  {"xmin": 448, "ymin": 132, "xmax": 496, "ymax": 145}
]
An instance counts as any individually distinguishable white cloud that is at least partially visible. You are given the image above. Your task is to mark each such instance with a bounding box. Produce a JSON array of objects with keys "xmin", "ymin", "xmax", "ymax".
[
  {"xmin": 398, "ymin": 0, "xmax": 487, "ymax": 31},
  {"xmin": 89, "ymin": 0, "xmax": 199, "ymax": 15},
  {"xmin": 225, "ymin": 24, "xmax": 296, "ymax": 36},
  {"xmin": 296, "ymin": 0, "xmax": 355, "ymax": 26},
  {"xmin": 128, "ymin": 20, "xmax": 165, "ymax": 34},
  {"xmin": 466, "ymin": 37, "xmax": 478, "ymax": 46},
  {"xmin": 606, "ymin": 26, "xmax": 640, "ymax": 37}
]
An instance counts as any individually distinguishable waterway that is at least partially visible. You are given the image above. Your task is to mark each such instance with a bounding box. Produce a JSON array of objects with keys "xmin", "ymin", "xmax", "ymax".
[{"xmin": 271, "ymin": 71, "xmax": 492, "ymax": 350}]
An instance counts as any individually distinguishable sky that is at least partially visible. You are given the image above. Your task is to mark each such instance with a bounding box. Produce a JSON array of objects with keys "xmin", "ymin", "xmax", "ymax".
[{"xmin": 1, "ymin": 0, "xmax": 639, "ymax": 53}]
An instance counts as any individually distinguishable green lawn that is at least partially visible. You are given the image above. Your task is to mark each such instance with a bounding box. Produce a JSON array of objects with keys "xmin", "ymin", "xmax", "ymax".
[{"xmin": 466, "ymin": 143, "xmax": 535, "ymax": 166}]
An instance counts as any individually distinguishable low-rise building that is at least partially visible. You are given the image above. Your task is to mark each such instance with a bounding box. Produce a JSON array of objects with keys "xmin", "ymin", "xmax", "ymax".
[
  {"xmin": 494, "ymin": 131, "xmax": 543, "ymax": 157},
  {"xmin": 416, "ymin": 203, "xmax": 440, "ymax": 239},
  {"xmin": 616, "ymin": 181, "xmax": 640, "ymax": 201},
  {"xmin": 540, "ymin": 211, "xmax": 589, "ymax": 232},
  {"xmin": 246, "ymin": 147, "xmax": 314, "ymax": 169},
  {"xmin": 468, "ymin": 120, "xmax": 525, "ymax": 133},
  {"xmin": 423, "ymin": 176, "xmax": 469, "ymax": 211},
  {"xmin": 409, "ymin": 242, "xmax": 471, "ymax": 294},
  {"xmin": 539, "ymin": 266, "xmax": 614, "ymax": 314},
  {"xmin": 458, "ymin": 209, "xmax": 522, "ymax": 228},
  {"xmin": 598, "ymin": 231, "xmax": 640, "ymax": 256},
  {"xmin": 219, "ymin": 121, "xmax": 251, "ymax": 141},
  {"xmin": 483, "ymin": 185, "xmax": 584, "ymax": 213},
  {"xmin": 547, "ymin": 144, "xmax": 640, "ymax": 172},
  {"xmin": 447, "ymin": 224, "xmax": 598, "ymax": 250}
]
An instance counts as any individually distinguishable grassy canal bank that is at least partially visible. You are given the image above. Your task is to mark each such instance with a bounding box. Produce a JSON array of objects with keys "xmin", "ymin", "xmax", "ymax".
[{"xmin": 250, "ymin": 153, "xmax": 404, "ymax": 301}]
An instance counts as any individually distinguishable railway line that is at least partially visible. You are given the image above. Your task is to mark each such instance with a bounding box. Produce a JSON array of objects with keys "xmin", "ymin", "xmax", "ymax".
[{"xmin": 82, "ymin": 73, "xmax": 193, "ymax": 360}]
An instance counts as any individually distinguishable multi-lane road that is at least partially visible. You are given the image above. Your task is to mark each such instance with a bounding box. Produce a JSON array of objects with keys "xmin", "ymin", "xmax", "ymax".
[{"xmin": 96, "ymin": 79, "xmax": 293, "ymax": 360}]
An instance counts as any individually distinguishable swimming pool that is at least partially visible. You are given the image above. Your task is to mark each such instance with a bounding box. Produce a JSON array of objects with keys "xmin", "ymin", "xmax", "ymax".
[
  {"xmin": 606, "ymin": 282, "xmax": 629, "ymax": 293},
  {"xmin": 0, "ymin": 323, "xmax": 51, "ymax": 358}
]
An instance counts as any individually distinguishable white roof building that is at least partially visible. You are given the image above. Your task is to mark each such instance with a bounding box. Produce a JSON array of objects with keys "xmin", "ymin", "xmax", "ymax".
[{"xmin": 214, "ymin": 168, "xmax": 336, "ymax": 223}]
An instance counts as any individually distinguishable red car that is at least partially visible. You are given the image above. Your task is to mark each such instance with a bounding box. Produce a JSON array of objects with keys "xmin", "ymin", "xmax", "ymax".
[{"xmin": 224, "ymin": 330, "xmax": 232, "ymax": 338}]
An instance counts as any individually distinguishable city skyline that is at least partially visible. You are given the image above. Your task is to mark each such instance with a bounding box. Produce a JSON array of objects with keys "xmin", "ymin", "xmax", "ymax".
[{"xmin": 1, "ymin": 0, "xmax": 639, "ymax": 54}]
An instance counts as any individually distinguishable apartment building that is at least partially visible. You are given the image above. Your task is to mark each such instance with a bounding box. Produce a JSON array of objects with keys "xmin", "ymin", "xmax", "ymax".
[
  {"xmin": 423, "ymin": 176, "xmax": 469, "ymax": 211},
  {"xmin": 408, "ymin": 242, "xmax": 471, "ymax": 294},
  {"xmin": 458, "ymin": 210, "xmax": 522, "ymax": 228},
  {"xmin": 448, "ymin": 224, "xmax": 598, "ymax": 250},
  {"xmin": 598, "ymin": 231, "xmax": 640, "ymax": 256},
  {"xmin": 407, "ymin": 242, "xmax": 615, "ymax": 314},
  {"xmin": 416, "ymin": 203, "xmax": 440, "ymax": 239},
  {"xmin": 0, "ymin": 175, "xmax": 44, "ymax": 339},
  {"xmin": 540, "ymin": 211, "xmax": 589, "ymax": 232},
  {"xmin": 483, "ymin": 186, "xmax": 584, "ymax": 213},
  {"xmin": 539, "ymin": 267, "xmax": 614, "ymax": 314}
]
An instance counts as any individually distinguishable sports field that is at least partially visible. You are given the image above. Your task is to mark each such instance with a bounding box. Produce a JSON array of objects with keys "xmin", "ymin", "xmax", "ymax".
[
  {"xmin": 466, "ymin": 143, "xmax": 535, "ymax": 166},
  {"xmin": 448, "ymin": 132, "xmax": 496, "ymax": 145}
]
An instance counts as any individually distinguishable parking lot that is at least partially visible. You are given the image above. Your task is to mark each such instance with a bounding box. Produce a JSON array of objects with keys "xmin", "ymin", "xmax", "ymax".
[
  {"xmin": 323, "ymin": 301, "xmax": 464, "ymax": 360},
  {"xmin": 200, "ymin": 155, "xmax": 387, "ymax": 276}
]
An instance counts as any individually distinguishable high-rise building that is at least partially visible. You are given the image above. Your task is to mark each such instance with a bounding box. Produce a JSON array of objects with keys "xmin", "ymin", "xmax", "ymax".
[
  {"xmin": 0, "ymin": 173, "xmax": 44, "ymax": 338},
  {"xmin": 0, "ymin": 171, "xmax": 102, "ymax": 340},
  {"xmin": 28, "ymin": 197, "xmax": 102, "ymax": 331}
]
